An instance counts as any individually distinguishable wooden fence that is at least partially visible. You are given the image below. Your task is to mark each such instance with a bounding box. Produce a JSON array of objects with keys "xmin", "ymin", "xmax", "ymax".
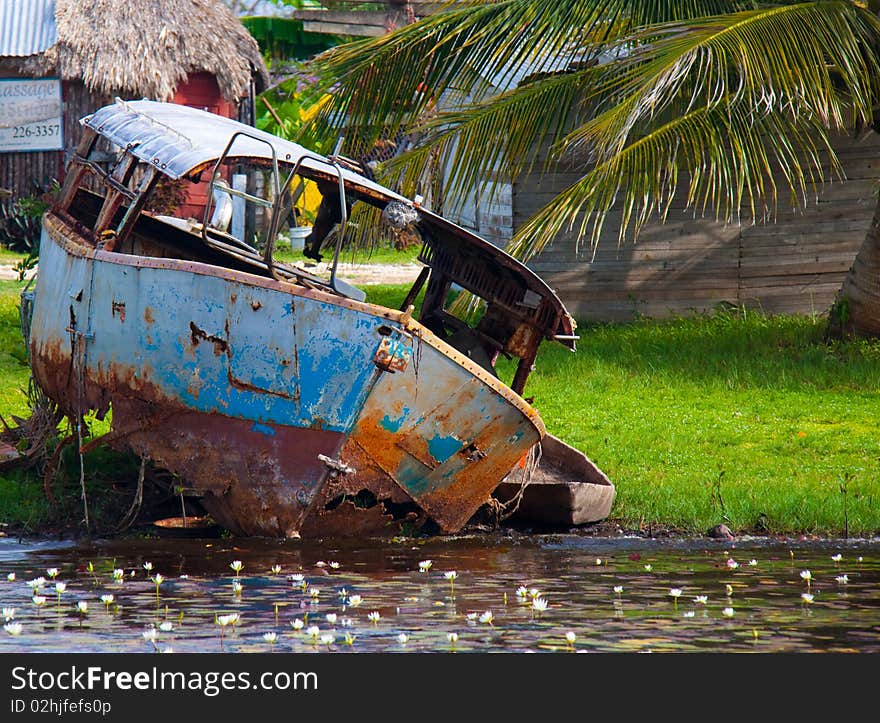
[{"xmin": 522, "ymin": 131, "xmax": 880, "ymax": 322}]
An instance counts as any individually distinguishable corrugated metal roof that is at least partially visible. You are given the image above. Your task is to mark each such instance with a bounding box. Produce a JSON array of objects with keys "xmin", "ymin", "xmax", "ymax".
[{"xmin": 0, "ymin": 0, "xmax": 57, "ymax": 58}]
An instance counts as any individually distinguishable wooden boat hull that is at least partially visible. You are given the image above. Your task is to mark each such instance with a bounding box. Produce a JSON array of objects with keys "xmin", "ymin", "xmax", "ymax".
[{"xmin": 493, "ymin": 434, "xmax": 615, "ymax": 527}]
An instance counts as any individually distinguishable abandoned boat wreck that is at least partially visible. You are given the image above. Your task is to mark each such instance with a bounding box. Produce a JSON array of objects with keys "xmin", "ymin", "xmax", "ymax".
[{"xmin": 24, "ymin": 99, "xmax": 612, "ymax": 537}]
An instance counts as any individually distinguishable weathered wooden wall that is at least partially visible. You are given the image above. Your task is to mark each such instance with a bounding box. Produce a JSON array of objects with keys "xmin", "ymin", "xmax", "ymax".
[{"xmin": 521, "ymin": 131, "xmax": 880, "ymax": 321}]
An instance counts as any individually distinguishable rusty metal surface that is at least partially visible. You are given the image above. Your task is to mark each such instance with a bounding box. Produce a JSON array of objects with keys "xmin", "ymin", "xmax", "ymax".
[
  {"xmin": 29, "ymin": 217, "xmax": 397, "ymax": 536},
  {"xmin": 30, "ymin": 213, "xmax": 546, "ymax": 537}
]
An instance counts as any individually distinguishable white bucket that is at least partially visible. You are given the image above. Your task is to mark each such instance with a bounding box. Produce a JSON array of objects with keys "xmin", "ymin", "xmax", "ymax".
[{"xmin": 288, "ymin": 226, "xmax": 312, "ymax": 251}]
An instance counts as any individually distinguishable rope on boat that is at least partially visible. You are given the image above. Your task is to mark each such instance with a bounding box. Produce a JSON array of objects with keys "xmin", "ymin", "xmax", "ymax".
[
  {"xmin": 496, "ymin": 442, "xmax": 541, "ymax": 522},
  {"xmin": 115, "ymin": 457, "xmax": 145, "ymax": 532},
  {"xmin": 73, "ymin": 330, "xmax": 90, "ymax": 530}
]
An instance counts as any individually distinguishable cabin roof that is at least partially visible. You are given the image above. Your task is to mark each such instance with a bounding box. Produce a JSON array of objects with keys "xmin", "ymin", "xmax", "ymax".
[
  {"xmin": 83, "ymin": 99, "xmax": 410, "ymax": 198},
  {"xmin": 82, "ymin": 99, "xmax": 577, "ymax": 349}
]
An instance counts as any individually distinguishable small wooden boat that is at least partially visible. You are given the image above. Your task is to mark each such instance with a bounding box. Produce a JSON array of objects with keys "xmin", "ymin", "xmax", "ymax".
[{"xmin": 493, "ymin": 434, "xmax": 615, "ymax": 527}]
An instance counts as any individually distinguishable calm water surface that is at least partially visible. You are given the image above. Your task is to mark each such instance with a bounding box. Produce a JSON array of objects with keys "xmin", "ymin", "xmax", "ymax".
[{"xmin": 0, "ymin": 534, "xmax": 877, "ymax": 653}]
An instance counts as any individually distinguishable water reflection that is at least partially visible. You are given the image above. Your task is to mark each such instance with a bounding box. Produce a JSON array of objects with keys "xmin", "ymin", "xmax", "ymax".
[{"xmin": 0, "ymin": 535, "xmax": 877, "ymax": 653}]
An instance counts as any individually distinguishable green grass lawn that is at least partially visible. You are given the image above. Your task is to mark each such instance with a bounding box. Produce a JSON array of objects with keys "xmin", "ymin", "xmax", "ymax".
[{"xmin": 1, "ymin": 277, "xmax": 877, "ymax": 536}]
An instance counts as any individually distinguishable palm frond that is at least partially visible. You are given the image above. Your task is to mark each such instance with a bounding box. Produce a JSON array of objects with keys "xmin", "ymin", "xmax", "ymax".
[
  {"xmin": 379, "ymin": 65, "xmax": 598, "ymax": 207},
  {"xmin": 507, "ymin": 97, "xmax": 840, "ymax": 261},
  {"xmin": 562, "ymin": 2, "xmax": 880, "ymax": 162},
  {"xmin": 310, "ymin": 0, "xmax": 750, "ymax": 147}
]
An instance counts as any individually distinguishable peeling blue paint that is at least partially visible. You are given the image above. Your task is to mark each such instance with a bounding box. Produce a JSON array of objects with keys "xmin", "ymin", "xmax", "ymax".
[
  {"xmin": 427, "ymin": 433, "xmax": 462, "ymax": 465},
  {"xmin": 251, "ymin": 422, "xmax": 276, "ymax": 436}
]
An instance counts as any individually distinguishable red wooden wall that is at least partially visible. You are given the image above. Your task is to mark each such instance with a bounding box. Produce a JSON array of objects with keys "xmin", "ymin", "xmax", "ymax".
[{"xmin": 171, "ymin": 72, "xmax": 236, "ymax": 220}]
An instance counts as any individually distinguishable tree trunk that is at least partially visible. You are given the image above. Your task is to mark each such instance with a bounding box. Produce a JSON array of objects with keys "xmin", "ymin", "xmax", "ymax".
[{"xmin": 828, "ymin": 193, "xmax": 880, "ymax": 338}]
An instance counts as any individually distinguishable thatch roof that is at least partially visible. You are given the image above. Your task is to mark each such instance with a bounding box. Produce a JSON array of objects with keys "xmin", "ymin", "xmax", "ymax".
[{"xmin": 7, "ymin": 0, "xmax": 268, "ymax": 101}]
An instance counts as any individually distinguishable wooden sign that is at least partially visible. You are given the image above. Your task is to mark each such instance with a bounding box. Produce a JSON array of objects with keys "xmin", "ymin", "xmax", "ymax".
[{"xmin": 0, "ymin": 78, "xmax": 63, "ymax": 153}]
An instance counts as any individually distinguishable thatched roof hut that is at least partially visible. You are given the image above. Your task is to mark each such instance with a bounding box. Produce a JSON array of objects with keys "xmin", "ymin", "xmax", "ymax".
[
  {"xmin": 5, "ymin": 0, "xmax": 268, "ymax": 102},
  {"xmin": 1, "ymin": 0, "xmax": 269, "ymax": 210}
]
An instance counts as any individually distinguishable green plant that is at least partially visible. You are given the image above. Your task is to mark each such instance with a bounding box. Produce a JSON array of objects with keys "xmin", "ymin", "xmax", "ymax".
[{"xmin": 0, "ymin": 179, "xmax": 59, "ymax": 255}]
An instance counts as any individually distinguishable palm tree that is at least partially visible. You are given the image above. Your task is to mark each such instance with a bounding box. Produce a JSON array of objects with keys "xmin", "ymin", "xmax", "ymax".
[{"xmin": 310, "ymin": 0, "xmax": 880, "ymax": 337}]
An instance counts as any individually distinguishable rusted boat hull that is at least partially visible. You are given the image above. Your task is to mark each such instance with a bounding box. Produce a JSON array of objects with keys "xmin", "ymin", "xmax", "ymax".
[
  {"xmin": 29, "ymin": 215, "xmax": 543, "ymax": 537},
  {"xmin": 30, "ymin": 217, "xmax": 395, "ymax": 536},
  {"xmin": 303, "ymin": 341, "xmax": 544, "ymax": 536}
]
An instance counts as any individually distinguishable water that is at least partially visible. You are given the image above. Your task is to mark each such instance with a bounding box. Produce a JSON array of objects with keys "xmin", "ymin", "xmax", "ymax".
[{"xmin": 0, "ymin": 534, "xmax": 877, "ymax": 653}]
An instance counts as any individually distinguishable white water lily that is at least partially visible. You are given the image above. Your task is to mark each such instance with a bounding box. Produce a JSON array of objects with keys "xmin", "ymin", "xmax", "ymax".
[
  {"xmin": 478, "ymin": 611, "xmax": 494, "ymax": 625},
  {"xmin": 595, "ymin": 558, "xmax": 603, "ymax": 566},
  {"xmin": 801, "ymin": 593, "xmax": 815, "ymax": 604},
  {"xmin": 368, "ymin": 610, "xmax": 381, "ymax": 623},
  {"xmin": 836, "ymin": 575, "xmax": 849, "ymax": 584},
  {"xmin": 159, "ymin": 621, "xmax": 174, "ymax": 632},
  {"xmin": 722, "ymin": 607, "xmax": 735, "ymax": 618},
  {"xmin": 308, "ymin": 587, "xmax": 320, "ymax": 600},
  {"xmin": 232, "ymin": 580, "xmax": 243, "ymax": 595},
  {"xmin": 288, "ymin": 573, "xmax": 304, "ymax": 584},
  {"xmin": 515, "ymin": 585, "xmax": 528, "ymax": 599},
  {"xmin": 142, "ymin": 627, "xmax": 158, "ymax": 643},
  {"xmin": 306, "ymin": 625, "xmax": 320, "ymax": 639},
  {"xmin": 263, "ymin": 632, "xmax": 278, "ymax": 644},
  {"xmin": 6, "ymin": 573, "xmax": 15, "ymax": 582},
  {"xmin": 725, "ymin": 584, "xmax": 734, "ymax": 596},
  {"xmin": 397, "ymin": 633, "xmax": 408, "ymax": 644},
  {"xmin": 644, "ymin": 564, "xmax": 652, "ymax": 572},
  {"xmin": 320, "ymin": 633, "xmax": 335, "ymax": 647},
  {"xmin": 32, "ymin": 595, "xmax": 46, "ymax": 608},
  {"xmin": 444, "ymin": 570, "xmax": 458, "ymax": 581},
  {"xmin": 694, "ymin": 595, "xmax": 708, "ymax": 605},
  {"xmin": 229, "ymin": 560, "xmax": 243, "ymax": 575},
  {"xmin": 2, "ymin": 607, "xmax": 14, "ymax": 621},
  {"xmin": 683, "ymin": 611, "xmax": 695, "ymax": 618},
  {"xmin": 143, "ymin": 562, "xmax": 153, "ymax": 572},
  {"xmin": 418, "ymin": 560, "xmax": 432, "ymax": 573},
  {"xmin": 748, "ymin": 559, "xmax": 758, "ymax": 566},
  {"xmin": 100, "ymin": 594, "xmax": 114, "ymax": 607},
  {"xmin": 152, "ymin": 574, "xmax": 164, "ymax": 586},
  {"xmin": 800, "ymin": 570, "xmax": 812, "ymax": 582},
  {"xmin": 347, "ymin": 594, "xmax": 363, "ymax": 607},
  {"xmin": 466, "ymin": 612, "xmax": 478, "ymax": 622},
  {"xmin": 217, "ymin": 613, "xmax": 240, "ymax": 628},
  {"xmin": 565, "ymin": 631, "xmax": 577, "ymax": 645},
  {"xmin": 325, "ymin": 613, "xmax": 338, "ymax": 625},
  {"xmin": 669, "ymin": 588, "xmax": 682, "ymax": 598},
  {"xmin": 290, "ymin": 618, "xmax": 304, "ymax": 631},
  {"xmin": 46, "ymin": 567, "xmax": 59, "ymax": 579},
  {"xmin": 270, "ymin": 564, "xmax": 282, "ymax": 575},
  {"xmin": 726, "ymin": 558, "xmax": 739, "ymax": 569},
  {"xmin": 112, "ymin": 569, "xmax": 124, "ymax": 581},
  {"xmin": 4, "ymin": 622, "xmax": 23, "ymax": 636},
  {"xmin": 76, "ymin": 601, "xmax": 88, "ymax": 614},
  {"xmin": 447, "ymin": 632, "xmax": 458, "ymax": 644},
  {"xmin": 329, "ymin": 562, "xmax": 340, "ymax": 569},
  {"xmin": 54, "ymin": 582, "xmax": 66, "ymax": 594},
  {"xmin": 340, "ymin": 617, "xmax": 353, "ymax": 628},
  {"xmin": 27, "ymin": 577, "xmax": 46, "ymax": 590},
  {"xmin": 831, "ymin": 554, "xmax": 843, "ymax": 563},
  {"xmin": 613, "ymin": 585, "xmax": 623, "ymax": 595},
  {"xmin": 532, "ymin": 597, "xmax": 548, "ymax": 612}
]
